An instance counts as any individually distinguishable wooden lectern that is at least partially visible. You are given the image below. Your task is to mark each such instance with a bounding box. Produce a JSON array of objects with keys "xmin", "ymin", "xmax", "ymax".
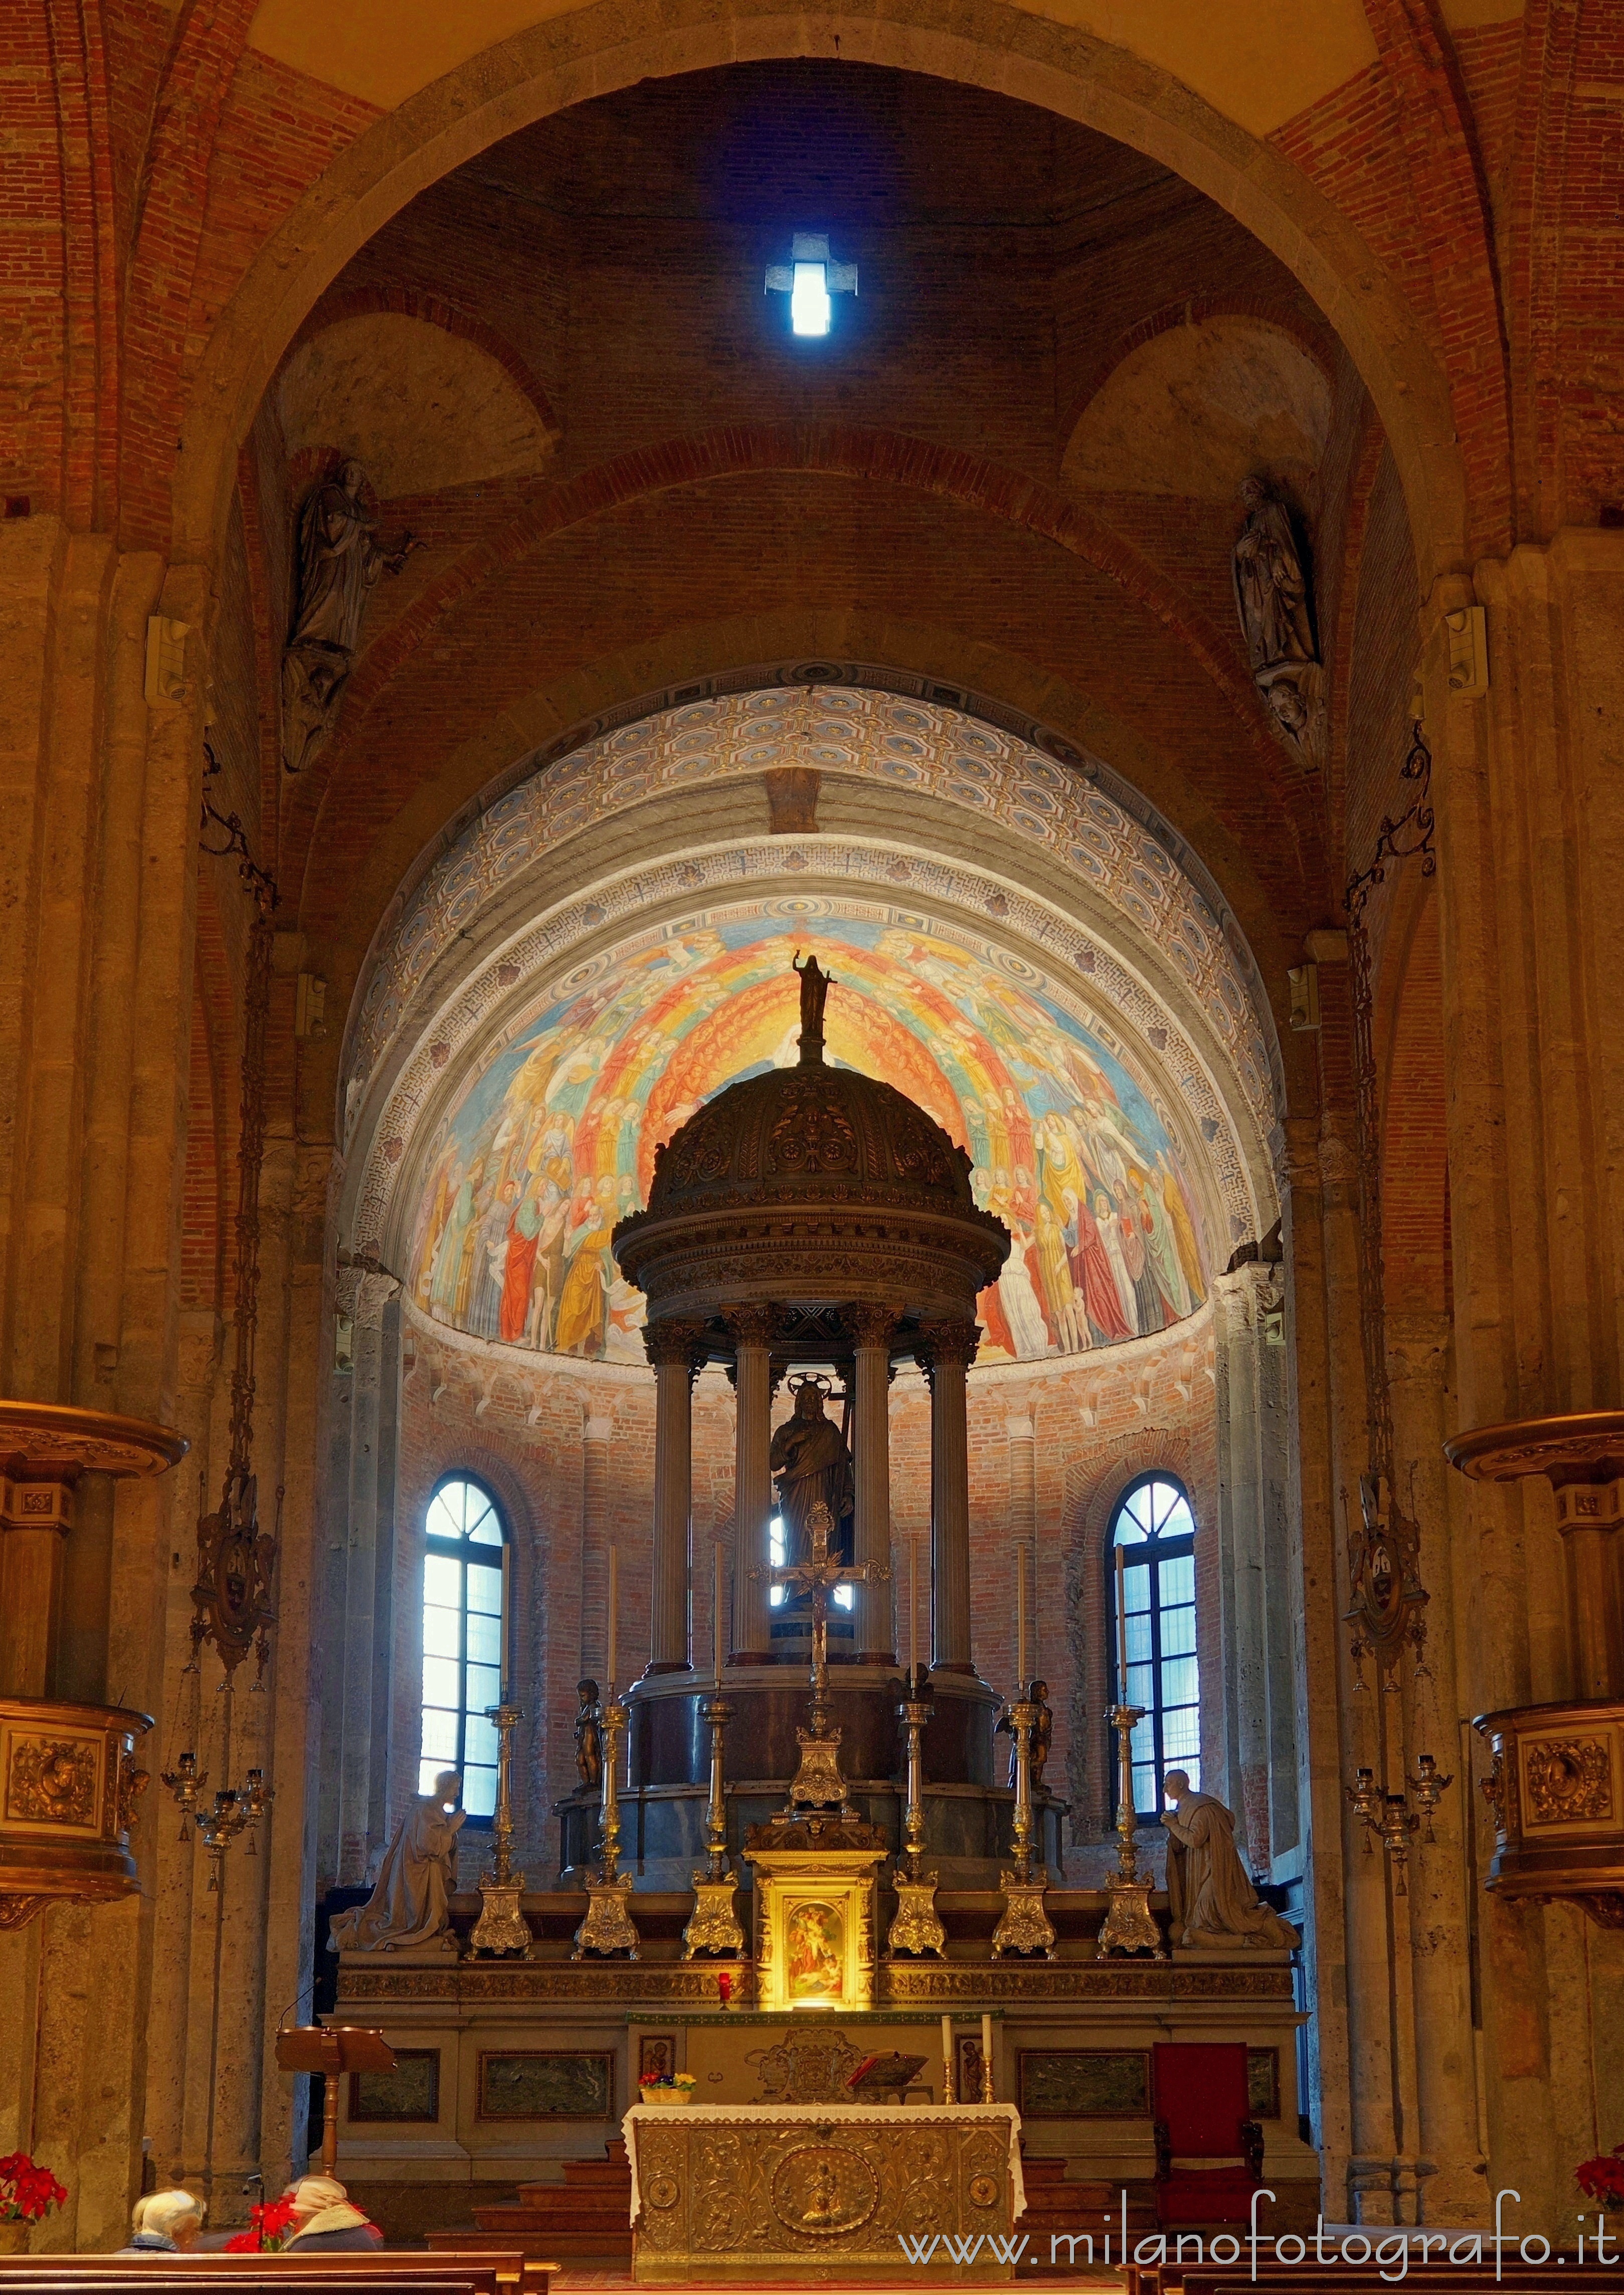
[{"xmin": 276, "ymin": 2023, "xmax": 397, "ymax": 2177}]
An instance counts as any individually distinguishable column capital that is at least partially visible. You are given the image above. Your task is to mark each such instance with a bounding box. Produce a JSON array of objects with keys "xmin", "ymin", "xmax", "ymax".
[
  {"xmin": 643, "ymin": 1319, "xmax": 709, "ymax": 1378},
  {"xmin": 723, "ymin": 1303, "xmax": 778, "ymax": 1351},
  {"xmin": 917, "ymin": 1318, "xmax": 980, "ymax": 1382},
  {"xmin": 846, "ymin": 1302, "xmax": 898, "ymax": 1351}
]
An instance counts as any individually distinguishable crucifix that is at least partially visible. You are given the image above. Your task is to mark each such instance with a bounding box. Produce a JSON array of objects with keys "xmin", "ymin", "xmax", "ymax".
[{"xmin": 753, "ymin": 1498, "xmax": 888, "ymax": 1812}]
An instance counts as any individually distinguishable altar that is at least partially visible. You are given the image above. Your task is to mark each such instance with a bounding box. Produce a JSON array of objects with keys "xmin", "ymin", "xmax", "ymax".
[{"xmin": 624, "ymin": 2101, "xmax": 1025, "ymax": 2282}]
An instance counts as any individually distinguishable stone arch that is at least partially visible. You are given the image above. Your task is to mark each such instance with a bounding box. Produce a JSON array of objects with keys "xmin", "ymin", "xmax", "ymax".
[{"xmin": 172, "ymin": 0, "xmax": 1468, "ymax": 588}]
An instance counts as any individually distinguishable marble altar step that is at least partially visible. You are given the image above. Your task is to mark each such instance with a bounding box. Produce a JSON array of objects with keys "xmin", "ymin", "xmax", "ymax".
[
  {"xmin": 428, "ymin": 2142, "xmax": 634, "ymax": 2263},
  {"xmin": 1015, "ymin": 2158, "xmax": 1156, "ymax": 2273}
]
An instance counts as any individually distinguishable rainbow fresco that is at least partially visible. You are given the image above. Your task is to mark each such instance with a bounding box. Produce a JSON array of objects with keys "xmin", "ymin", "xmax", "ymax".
[{"xmin": 406, "ymin": 907, "xmax": 1210, "ymax": 1363}]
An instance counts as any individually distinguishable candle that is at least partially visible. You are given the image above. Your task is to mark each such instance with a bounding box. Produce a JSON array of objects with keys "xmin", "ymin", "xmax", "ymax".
[
  {"xmin": 1016, "ymin": 1547, "xmax": 1027, "ymax": 1687},
  {"xmin": 909, "ymin": 1536, "xmax": 919, "ymax": 1681},
  {"xmin": 608, "ymin": 1544, "xmax": 619, "ymax": 1689},
  {"xmin": 1115, "ymin": 1545, "xmax": 1128, "ymax": 1695},
  {"xmin": 981, "ymin": 2014, "xmax": 994, "ymax": 2101},
  {"xmin": 941, "ymin": 2015, "xmax": 955, "ymax": 2102},
  {"xmin": 713, "ymin": 1541, "xmax": 726, "ymax": 1686}
]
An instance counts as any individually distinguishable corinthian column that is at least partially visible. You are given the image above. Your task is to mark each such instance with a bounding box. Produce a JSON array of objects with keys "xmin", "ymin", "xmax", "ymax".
[
  {"xmin": 727, "ymin": 1306, "xmax": 777, "ymax": 1660},
  {"xmin": 922, "ymin": 1320, "xmax": 979, "ymax": 1674},
  {"xmin": 645, "ymin": 1322, "xmax": 704, "ymax": 1674},
  {"xmin": 848, "ymin": 1306, "xmax": 897, "ymax": 1664}
]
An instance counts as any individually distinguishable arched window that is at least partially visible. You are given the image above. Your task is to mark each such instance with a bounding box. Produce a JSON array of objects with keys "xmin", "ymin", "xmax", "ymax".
[
  {"xmin": 420, "ymin": 1476, "xmax": 507, "ymax": 1823},
  {"xmin": 1109, "ymin": 1472, "xmax": 1199, "ymax": 1818}
]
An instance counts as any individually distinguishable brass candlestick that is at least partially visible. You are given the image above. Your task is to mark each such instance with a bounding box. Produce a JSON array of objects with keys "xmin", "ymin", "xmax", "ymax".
[
  {"xmin": 683, "ymin": 1694, "xmax": 746, "ymax": 1958},
  {"xmin": 887, "ymin": 1670, "xmax": 946, "ymax": 1957},
  {"xmin": 1096, "ymin": 1703, "xmax": 1165, "ymax": 1958},
  {"xmin": 572, "ymin": 1684, "xmax": 640, "ymax": 1960},
  {"xmin": 991, "ymin": 1693, "xmax": 1056, "ymax": 1959},
  {"xmin": 471, "ymin": 1698, "xmax": 530, "ymax": 1955}
]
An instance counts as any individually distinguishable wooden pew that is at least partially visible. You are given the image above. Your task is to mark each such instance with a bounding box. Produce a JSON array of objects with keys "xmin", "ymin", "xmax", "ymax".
[
  {"xmin": 0, "ymin": 2254, "xmax": 556, "ymax": 2295},
  {"xmin": 1143, "ymin": 2265, "xmax": 1624, "ymax": 2295}
]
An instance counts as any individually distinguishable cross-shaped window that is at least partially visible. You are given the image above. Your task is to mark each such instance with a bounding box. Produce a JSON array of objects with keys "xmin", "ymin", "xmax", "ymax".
[{"xmin": 765, "ymin": 233, "xmax": 858, "ymax": 338}]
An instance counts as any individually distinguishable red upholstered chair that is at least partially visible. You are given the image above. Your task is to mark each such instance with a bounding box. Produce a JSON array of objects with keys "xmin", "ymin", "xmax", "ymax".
[{"xmin": 1151, "ymin": 2042, "xmax": 1266, "ymax": 2226}]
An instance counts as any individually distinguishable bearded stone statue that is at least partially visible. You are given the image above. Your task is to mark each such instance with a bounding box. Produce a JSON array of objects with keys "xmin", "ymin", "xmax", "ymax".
[{"xmin": 770, "ymin": 1379, "xmax": 855, "ymax": 1572}]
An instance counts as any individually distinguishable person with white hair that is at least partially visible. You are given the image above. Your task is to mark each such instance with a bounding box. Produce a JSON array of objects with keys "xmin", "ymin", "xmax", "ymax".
[
  {"xmin": 281, "ymin": 2175, "xmax": 383, "ymax": 2252},
  {"xmin": 113, "ymin": 2190, "xmax": 205, "ymax": 2256}
]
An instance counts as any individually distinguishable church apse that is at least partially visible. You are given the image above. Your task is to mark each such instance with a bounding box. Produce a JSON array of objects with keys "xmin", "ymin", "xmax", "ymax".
[{"xmin": 403, "ymin": 904, "xmax": 1211, "ymax": 1367}]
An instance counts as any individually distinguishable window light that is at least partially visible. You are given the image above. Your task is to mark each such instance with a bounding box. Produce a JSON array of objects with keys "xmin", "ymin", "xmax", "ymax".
[{"xmin": 765, "ymin": 233, "xmax": 857, "ymax": 339}]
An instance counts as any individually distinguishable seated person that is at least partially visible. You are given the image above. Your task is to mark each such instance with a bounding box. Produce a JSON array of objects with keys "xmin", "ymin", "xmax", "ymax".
[
  {"xmin": 282, "ymin": 2175, "xmax": 384, "ymax": 2251},
  {"xmin": 114, "ymin": 2191, "xmax": 205, "ymax": 2255}
]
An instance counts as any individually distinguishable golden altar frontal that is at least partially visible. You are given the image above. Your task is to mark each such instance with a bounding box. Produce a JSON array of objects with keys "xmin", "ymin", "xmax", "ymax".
[{"xmin": 625, "ymin": 2101, "xmax": 1025, "ymax": 2283}]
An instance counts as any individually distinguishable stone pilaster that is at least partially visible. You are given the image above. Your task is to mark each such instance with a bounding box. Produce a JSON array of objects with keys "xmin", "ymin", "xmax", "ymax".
[
  {"xmin": 1386, "ymin": 1312, "xmax": 1489, "ymax": 2223},
  {"xmin": 1213, "ymin": 1265, "xmax": 1273, "ymax": 1868}
]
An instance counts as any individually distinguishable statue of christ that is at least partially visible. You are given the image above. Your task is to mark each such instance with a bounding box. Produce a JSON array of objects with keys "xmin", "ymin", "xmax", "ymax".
[{"xmin": 770, "ymin": 1379, "xmax": 855, "ymax": 1572}]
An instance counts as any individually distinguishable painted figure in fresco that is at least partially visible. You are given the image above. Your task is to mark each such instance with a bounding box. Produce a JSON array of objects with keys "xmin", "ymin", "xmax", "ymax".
[
  {"xmin": 1156, "ymin": 1152, "xmax": 1208, "ymax": 1301},
  {"xmin": 470, "ymin": 1179, "xmax": 518, "ymax": 1340},
  {"xmin": 1117, "ymin": 1190, "xmax": 1165, "ymax": 1337},
  {"xmin": 1034, "ymin": 1199, "xmax": 1084, "ymax": 1352},
  {"xmin": 1136, "ymin": 1175, "xmax": 1188, "ymax": 1321},
  {"xmin": 1070, "ymin": 1189, "xmax": 1133, "ymax": 1345},
  {"xmin": 555, "ymin": 1174, "xmax": 618, "ymax": 1357},
  {"xmin": 498, "ymin": 1185, "xmax": 544, "ymax": 1343},
  {"xmin": 428, "ymin": 1159, "xmax": 477, "ymax": 1320},
  {"xmin": 771, "ymin": 1380, "xmax": 855, "ymax": 1570}
]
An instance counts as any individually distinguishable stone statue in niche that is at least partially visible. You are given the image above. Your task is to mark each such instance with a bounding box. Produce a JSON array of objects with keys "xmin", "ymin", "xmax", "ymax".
[
  {"xmin": 327, "ymin": 1770, "xmax": 465, "ymax": 1953},
  {"xmin": 1232, "ymin": 476, "xmax": 1318, "ymax": 744},
  {"xmin": 574, "ymin": 1679, "xmax": 604, "ymax": 1791},
  {"xmin": 282, "ymin": 460, "xmax": 419, "ymax": 775},
  {"xmin": 1161, "ymin": 1770, "xmax": 1298, "ymax": 1949},
  {"xmin": 770, "ymin": 1377, "xmax": 855, "ymax": 1575}
]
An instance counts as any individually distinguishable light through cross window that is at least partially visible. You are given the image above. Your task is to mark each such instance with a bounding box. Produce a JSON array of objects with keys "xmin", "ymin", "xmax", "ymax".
[
  {"xmin": 420, "ymin": 1475, "xmax": 506, "ymax": 1821},
  {"xmin": 1110, "ymin": 1473, "xmax": 1199, "ymax": 1819},
  {"xmin": 764, "ymin": 233, "xmax": 858, "ymax": 339}
]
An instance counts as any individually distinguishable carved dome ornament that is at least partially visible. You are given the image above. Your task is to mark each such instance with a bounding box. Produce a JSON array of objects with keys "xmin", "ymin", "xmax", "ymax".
[{"xmin": 613, "ymin": 955, "xmax": 1010, "ymax": 1349}]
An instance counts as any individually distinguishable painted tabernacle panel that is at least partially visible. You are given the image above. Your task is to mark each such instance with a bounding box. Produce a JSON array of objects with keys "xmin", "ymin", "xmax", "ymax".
[{"xmin": 406, "ymin": 903, "xmax": 1209, "ymax": 1364}]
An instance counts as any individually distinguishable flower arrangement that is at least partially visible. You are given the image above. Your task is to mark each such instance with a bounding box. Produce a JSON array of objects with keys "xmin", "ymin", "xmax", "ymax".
[
  {"xmin": 0, "ymin": 2153, "xmax": 67, "ymax": 2225},
  {"xmin": 638, "ymin": 2072, "xmax": 698, "ymax": 2105},
  {"xmin": 1577, "ymin": 2145, "xmax": 1624, "ymax": 2209},
  {"xmin": 224, "ymin": 2197, "xmax": 300, "ymax": 2253}
]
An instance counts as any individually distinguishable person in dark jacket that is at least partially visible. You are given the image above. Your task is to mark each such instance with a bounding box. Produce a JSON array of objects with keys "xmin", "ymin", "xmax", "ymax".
[
  {"xmin": 113, "ymin": 2191, "xmax": 205, "ymax": 2255},
  {"xmin": 281, "ymin": 2175, "xmax": 384, "ymax": 2252}
]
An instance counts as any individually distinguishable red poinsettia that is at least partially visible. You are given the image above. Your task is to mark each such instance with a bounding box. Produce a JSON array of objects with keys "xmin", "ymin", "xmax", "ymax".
[
  {"xmin": 0, "ymin": 2153, "xmax": 67, "ymax": 2224},
  {"xmin": 1577, "ymin": 2145, "xmax": 1624, "ymax": 2208},
  {"xmin": 223, "ymin": 2196, "xmax": 299, "ymax": 2253}
]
